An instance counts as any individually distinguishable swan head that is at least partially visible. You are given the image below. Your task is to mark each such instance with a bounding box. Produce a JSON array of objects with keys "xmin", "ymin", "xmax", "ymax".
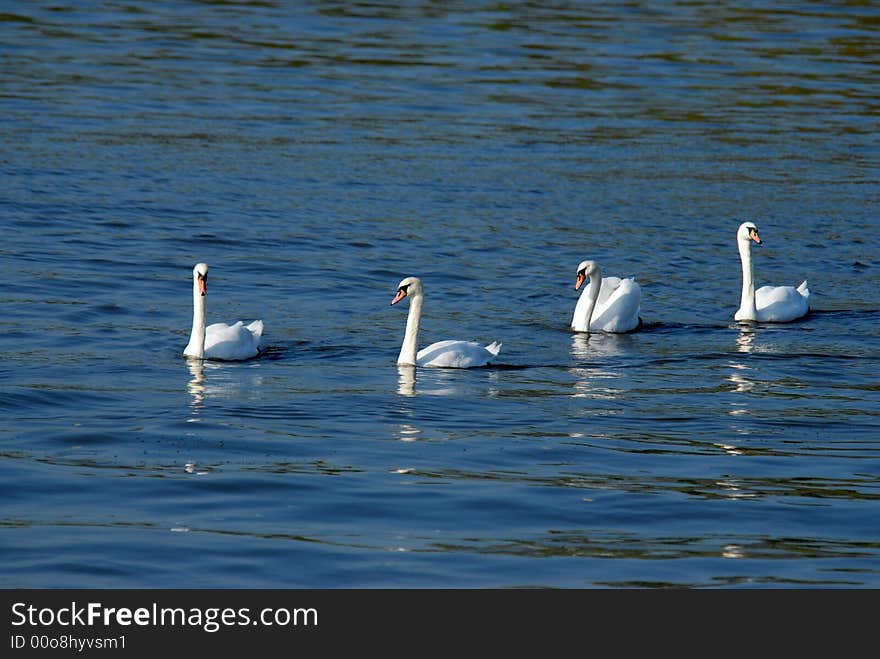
[
  {"xmin": 737, "ymin": 221, "xmax": 761, "ymax": 245},
  {"xmin": 391, "ymin": 276, "xmax": 422, "ymax": 305},
  {"xmin": 575, "ymin": 260, "xmax": 599, "ymax": 291},
  {"xmin": 193, "ymin": 262, "xmax": 208, "ymax": 296}
]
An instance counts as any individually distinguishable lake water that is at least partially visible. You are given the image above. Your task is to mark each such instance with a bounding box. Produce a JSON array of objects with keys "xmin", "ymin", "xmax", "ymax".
[{"xmin": 1, "ymin": 1, "xmax": 878, "ymax": 588}]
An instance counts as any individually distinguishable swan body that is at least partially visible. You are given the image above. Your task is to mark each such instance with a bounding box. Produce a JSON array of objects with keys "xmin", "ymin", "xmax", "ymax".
[
  {"xmin": 735, "ymin": 221, "xmax": 810, "ymax": 322},
  {"xmin": 183, "ymin": 262, "xmax": 264, "ymax": 360},
  {"xmin": 391, "ymin": 276, "xmax": 501, "ymax": 368},
  {"xmin": 571, "ymin": 260, "xmax": 642, "ymax": 333}
]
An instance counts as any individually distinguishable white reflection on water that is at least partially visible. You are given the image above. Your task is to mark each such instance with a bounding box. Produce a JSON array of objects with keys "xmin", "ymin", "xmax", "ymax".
[
  {"xmin": 724, "ymin": 328, "xmax": 761, "ymax": 451},
  {"xmin": 186, "ymin": 358, "xmax": 264, "ymax": 418},
  {"xmin": 570, "ymin": 332, "xmax": 629, "ymax": 360},
  {"xmin": 722, "ymin": 544, "xmax": 745, "ymax": 559},
  {"xmin": 186, "ymin": 358, "xmax": 206, "ymax": 415},
  {"xmin": 396, "ymin": 364, "xmax": 496, "ymax": 397},
  {"xmin": 186, "ymin": 358, "xmax": 229, "ymax": 414},
  {"xmin": 735, "ymin": 327, "xmax": 756, "ymax": 354},
  {"xmin": 395, "ymin": 423, "xmax": 422, "ymax": 443},
  {"xmin": 569, "ymin": 333, "xmax": 623, "ymax": 401},
  {"xmin": 184, "ymin": 461, "xmax": 209, "ymax": 476},
  {"xmin": 715, "ymin": 478, "xmax": 755, "ymax": 499},
  {"xmin": 728, "ymin": 366, "xmax": 755, "ymax": 397},
  {"xmin": 393, "ymin": 365, "xmax": 422, "ymax": 442},
  {"xmin": 397, "ymin": 365, "xmax": 416, "ymax": 397},
  {"xmin": 728, "ymin": 328, "xmax": 757, "ymax": 411},
  {"xmin": 425, "ymin": 368, "xmax": 469, "ymax": 397}
]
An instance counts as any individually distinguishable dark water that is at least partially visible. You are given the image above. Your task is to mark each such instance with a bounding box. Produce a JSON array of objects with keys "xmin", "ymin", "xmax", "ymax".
[{"xmin": 1, "ymin": 1, "xmax": 878, "ymax": 588}]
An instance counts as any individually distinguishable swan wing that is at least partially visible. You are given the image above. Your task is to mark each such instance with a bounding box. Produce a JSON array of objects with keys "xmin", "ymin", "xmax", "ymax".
[
  {"xmin": 204, "ymin": 320, "xmax": 263, "ymax": 360},
  {"xmin": 591, "ymin": 278, "xmax": 642, "ymax": 332},
  {"xmin": 484, "ymin": 340, "xmax": 502, "ymax": 357},
  {"xmin": 755, "ymin": 282, "xmax": 809, "ymax": 322},
  {"xmin": 596, "ymin": 276, "xmax": 624, "ymax": 307},
  {"xmin": 417, "ymin": 339, "xmax": 501, "ymax": 368},
  {"xmin": 245, "ymin": 319, "xmax": 264, "ymax": 339}
]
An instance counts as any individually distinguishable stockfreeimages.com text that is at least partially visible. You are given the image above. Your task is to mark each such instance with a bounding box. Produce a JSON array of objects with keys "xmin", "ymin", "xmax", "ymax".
[{"xmin": 11, "ymin": 601, "xmax": 317, "ymax": 633}]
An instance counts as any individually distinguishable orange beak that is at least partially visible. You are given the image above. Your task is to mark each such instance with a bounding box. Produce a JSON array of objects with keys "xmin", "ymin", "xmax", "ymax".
[
  {"xmin": 198, "ymin": 274, "xmax": 207, "ymax": 296},
  {"xmin": 749, "ymin": 228, "xmax": 762, "ymax": 245},
  {"xmin": 391, "ymin": 289, "xmax": 407, "ymax": 305},
  {"xmin": 575, "ymin": 272, "xmax": 586, "ymax": 291}
]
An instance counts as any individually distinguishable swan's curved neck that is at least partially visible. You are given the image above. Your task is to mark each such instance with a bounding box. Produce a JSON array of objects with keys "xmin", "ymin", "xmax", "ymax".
[
  {"xmin": 184, "ymin": 280, "xmax": 206, "ymax": 358},
  {"xmin": 398, "ymin": 293, "xmax": 423, "ymax": 366},
  {"xmin": 572, "ymin": 270, "xmax": 601, "ymax": 332},
  {"xmin": 737, "ymin": 239, "xmax": 757, "ymax": 321}
]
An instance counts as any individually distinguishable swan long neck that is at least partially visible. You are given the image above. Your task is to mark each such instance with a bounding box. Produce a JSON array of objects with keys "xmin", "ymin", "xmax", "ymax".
[
  {"xmin": 738, "ymin": 238, "xmax": 757, "ymax": 321},
  {"xmin": 397, "ymin": 292, "xmax": 423, "ymax": 366},
  {"xmin": 572, "ymin": 269, "xmax": 601, "ymax": 332},
  {"xmin": 185, "ymin": 278, "xmax": 206, "ymax": 358}
]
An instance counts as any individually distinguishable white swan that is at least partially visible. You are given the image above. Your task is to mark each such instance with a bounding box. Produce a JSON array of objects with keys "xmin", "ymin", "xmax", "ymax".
[
  {"xmin": 735, "ymin": 221, "xmax": 810, "ymax": 322},
  {"xmin": 183, "ymin": 262, "xmax": 264, "ymax": 360},
  {"xmin": 390, "ymin": 276, "xmax": 501, "ymax": 368},
  {"xmin": 571, "ymin": 260, "xmax": 642, "ymax": 333}
]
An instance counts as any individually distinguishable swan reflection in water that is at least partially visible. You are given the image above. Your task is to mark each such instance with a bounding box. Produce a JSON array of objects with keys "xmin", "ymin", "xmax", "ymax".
[
  {"xmin": 396, "ymin": 363, "xmax": 497, "ymax": 398},
  {"xmin": 569, "ymin": 333, "xmax": 625, "ymax": 401},
  {"xmin": 182, "ymin": 360, "xmax": 216, "ymax": 476},
  {"xmin": 186, "ymin": 358, "xmax": 264, "ymax": 418},
  {"xmin": 392, "ymin": 366, "xmax": 422, "ymax": 443},
  {"xmin": 728, "ymin": 328, "xmax": 758, "ymax": 398},
  {"xmin": 735, "ymin": 326, "xmax": 757, "ymax": 354},
  {"xmin": 392, "ymin": 366, "xmax": 501, "ymax": 442},
  {"xmin": 186, "ymin": 358, "xmax": 208, "ymax": 415},
  {"xmin": 721, "ymin": 327, "xmax": 760, "ymax": 453},
  {"xmin": 397, "ymin": 365, "xmax": 416, "ymax": 397}
]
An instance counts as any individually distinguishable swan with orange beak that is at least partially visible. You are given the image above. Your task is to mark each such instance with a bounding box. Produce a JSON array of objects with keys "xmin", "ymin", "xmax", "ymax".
[
  {"xmin": 735, "ymin": 221, "xmax": 809, "ymax": 322},
  {"xmin": 571, "ymin": 260, "xmax": 642, "ymax": 333},
  {"xmin": 391, "ymin": 276, "xmax": 501, "ymax": 368},
  {"xmin": 183, "ymin": 262, "xmax": 264, "ymax": 360}
]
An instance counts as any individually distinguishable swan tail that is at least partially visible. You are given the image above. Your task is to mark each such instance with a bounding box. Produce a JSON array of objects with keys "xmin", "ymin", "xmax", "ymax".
[
  {"xmin": 246, "ymin": 319, "xmax": 265, "ymax": 338},
  {"xmin": 797, "ymin": 280, "xmax": 809, "ymax": 298},
  {"xmin": 485, "ymin": 341, "xmax": 502, "ymax": 357}
]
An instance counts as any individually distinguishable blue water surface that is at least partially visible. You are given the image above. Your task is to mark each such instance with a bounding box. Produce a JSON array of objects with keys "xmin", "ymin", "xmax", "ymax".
[{"xmin": 1, "ymin": 1, "xmax": 878, "ymax": 588}]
